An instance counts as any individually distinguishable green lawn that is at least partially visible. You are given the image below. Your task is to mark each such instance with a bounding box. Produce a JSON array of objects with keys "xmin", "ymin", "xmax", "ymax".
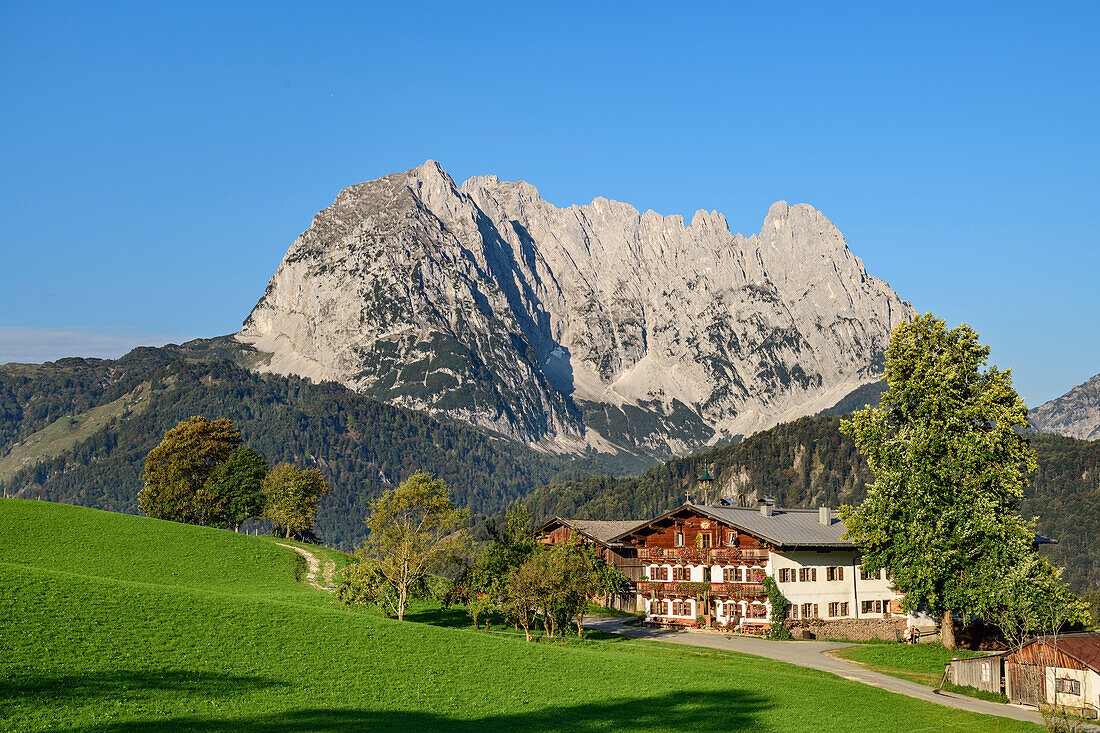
[
  {"xmin": 831, "ymin": 643, "xmax": 1010, "ymax": 702},
  {"xmin": 0, "ymin": 499, "xmax": 1040, "ymax": 732},
  {"xmin": 831, "ymin": 643, "xmax": 983, "ymax": 686}
]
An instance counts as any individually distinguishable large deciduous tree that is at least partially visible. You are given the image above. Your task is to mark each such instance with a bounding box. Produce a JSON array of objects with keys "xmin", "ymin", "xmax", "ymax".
[
  {"xmin": 203, "ymin": 446, "xmax": 268, "ymax": 531},
  {"xmin": 839, "ymin": 314, "xmax": 1037, "ymax": 649},
  {"xmin": 358, "ymin": 472, "xmax": 469, "ymax": 621},
  {"xmin": 138, "ymin": 416, "xmax": 243, "ymax": 525},
  {"xmin": 262, "ymin": 463, "xmax": 329, "ymax": 540}
]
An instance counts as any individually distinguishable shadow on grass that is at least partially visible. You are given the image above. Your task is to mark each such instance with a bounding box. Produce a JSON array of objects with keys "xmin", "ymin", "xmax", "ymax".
[
  {"xmin": 1, "ymin": 669, "xmax": 284, "ymax": 705},
  {"xmin": 50, "ymin": 689, "xmax": 769, "ymax": 732},
  {"xmin": 399, "ymin": 605, "xmax": 483, "ymax": 628}
]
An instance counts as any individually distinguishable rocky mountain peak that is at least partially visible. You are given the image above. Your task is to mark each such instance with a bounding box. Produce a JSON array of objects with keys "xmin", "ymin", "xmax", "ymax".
[
  {"xmin": 1029, "ymin": 374, "xmax": 1100, "ymax": 441},
  {"xmin": 239, "ymin": 162, "xmax": 914, "ymax": 458}
]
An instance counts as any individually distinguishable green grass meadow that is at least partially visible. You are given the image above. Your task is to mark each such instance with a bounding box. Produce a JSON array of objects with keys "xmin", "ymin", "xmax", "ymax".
[
  {"xmin": 0, "ymin": 499, "xmax": 1040, "ymax": 732},
  {"xmin": 832, "ymin": 644, "xmax": 1011, "ymax": 702}
]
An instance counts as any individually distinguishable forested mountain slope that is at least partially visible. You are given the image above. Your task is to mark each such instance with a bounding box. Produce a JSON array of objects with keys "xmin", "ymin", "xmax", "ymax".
[
  {"xmin": 0, "ymin": 343, "xmax": 614, "ymax": 549},
  {"xmin": 525, "ymin": 416, "xmax": 1100, "ymax": 593}
]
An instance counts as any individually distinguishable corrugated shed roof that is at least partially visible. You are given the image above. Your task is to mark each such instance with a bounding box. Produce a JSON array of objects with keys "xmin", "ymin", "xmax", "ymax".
[{"xmin": 686, "ymin": 503, "xmax": 854, "ymax": 548}]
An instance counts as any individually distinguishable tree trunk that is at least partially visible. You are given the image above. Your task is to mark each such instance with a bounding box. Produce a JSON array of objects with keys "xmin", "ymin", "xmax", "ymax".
[
  {"xmin": 397, "ymin": 583, "xmax": 407, "ymax": 621},
  {"xmin": 941, "ymin": 609, "xmax": 956, "ymax": 649},
  {"xmin": 285, "ymin": 526, "xmax": 291, "ymax": 539}
]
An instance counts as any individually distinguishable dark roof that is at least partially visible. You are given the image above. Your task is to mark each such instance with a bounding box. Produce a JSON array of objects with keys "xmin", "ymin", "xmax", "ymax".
[
  {"xmin": 538, "ymin": 517, "xmax": 651, "ymax": 546},
  {"xmin": 1029, "ymin": 634, "xmax": 1100, "ymax": 672},
  {"xmin": 608, "ymin": 503, "xmax": 854, "ymax": 549}
]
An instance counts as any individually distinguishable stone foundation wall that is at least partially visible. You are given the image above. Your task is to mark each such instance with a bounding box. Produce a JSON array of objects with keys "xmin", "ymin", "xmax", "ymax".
[{"xmin": 808, "ymin": 618, "xmax": 936, "ymax": 642}]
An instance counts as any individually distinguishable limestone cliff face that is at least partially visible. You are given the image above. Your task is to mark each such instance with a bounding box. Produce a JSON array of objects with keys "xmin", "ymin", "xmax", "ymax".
[
  {"xmin": 1029, "ymin": 374, "xmax": 1100, "ymax": 441},
  {"xmin": 238, "ymin": 161, "xmax": 914, "ymax": 456}
]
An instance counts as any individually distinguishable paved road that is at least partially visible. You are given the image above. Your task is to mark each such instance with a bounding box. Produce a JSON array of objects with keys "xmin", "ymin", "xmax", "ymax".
[{"xmin": 584, "ymin": 617, "xmax": 1069, "ymax": 728}]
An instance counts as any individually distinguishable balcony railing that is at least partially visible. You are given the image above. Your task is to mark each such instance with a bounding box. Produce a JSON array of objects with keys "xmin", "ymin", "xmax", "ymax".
[
  {"xmin": 638, "ymin": 547, "xmax": 770, "ymax": 562},
  {"xmin": 636, "ymin": 581, "xmax": 767, "ymax": 598}
]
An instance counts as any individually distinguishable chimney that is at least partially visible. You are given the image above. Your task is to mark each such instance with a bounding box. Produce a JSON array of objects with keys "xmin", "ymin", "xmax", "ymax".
[
  {"xmin": 819, "ymin": 506, "xmax": 832, "ymax": 526},
  {"xmin": 760, "ymin": 504, "xmax": 773, "ymax": 517}
]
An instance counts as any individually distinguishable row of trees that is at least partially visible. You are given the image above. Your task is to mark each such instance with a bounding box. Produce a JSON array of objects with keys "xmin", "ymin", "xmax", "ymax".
[
  {"xmin": 336, "ymin": 472, "xmax": 624, "ymax": 639},
  {"xmin": 138, "ymin": 416, "xmax": 328, "ymax": 538}
]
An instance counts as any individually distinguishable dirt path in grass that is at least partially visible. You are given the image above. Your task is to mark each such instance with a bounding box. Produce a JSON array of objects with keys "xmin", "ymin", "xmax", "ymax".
[
  {"xmin": 584, "ymin": 617, "xmax": 1081, "ymax": 729},
  {"xmin": 276, "ymin": 543, "xmax": 335, "ymax": 592}
]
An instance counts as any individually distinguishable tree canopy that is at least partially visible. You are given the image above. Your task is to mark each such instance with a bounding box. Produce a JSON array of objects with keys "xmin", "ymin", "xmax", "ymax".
[
  {"xmin": 839, "ymin": 314, "xmax": 1045, "ymax": 648},
  {"xmin": 138, "ymin": 416, "xmax": 244, "ymax": 526},
  {"xmin": 354, "ymin": 472, "xmax": 469, "ymax": 620},
  {"xmin": 204, "ymin": 446, "xmax": 268, "ymax": 530},
  {"xmin": 262, "ymin": 463, "xmax": 330, "ymax": 540}
]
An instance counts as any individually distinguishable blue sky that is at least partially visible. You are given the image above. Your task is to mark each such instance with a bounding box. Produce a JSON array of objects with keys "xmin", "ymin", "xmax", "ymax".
[{"xmin": 1, "ymin": 1, "xmax": 1097, "ymax": 406}]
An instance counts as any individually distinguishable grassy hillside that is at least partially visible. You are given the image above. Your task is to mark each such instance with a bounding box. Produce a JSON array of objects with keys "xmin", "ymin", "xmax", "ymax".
[
  {"xmin": 0, "ymin": 499, "xmax": 1037, "ymax": 732},
  {"xmin": 525, "ymin": 416, "xmax": 1100, "ymax": 592}
]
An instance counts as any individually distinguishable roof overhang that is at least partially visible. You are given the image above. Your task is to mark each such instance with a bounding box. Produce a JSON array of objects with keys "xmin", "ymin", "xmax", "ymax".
[{"xmin": 607, "ymin": 502, "xmax": 858, "ymax": 550}]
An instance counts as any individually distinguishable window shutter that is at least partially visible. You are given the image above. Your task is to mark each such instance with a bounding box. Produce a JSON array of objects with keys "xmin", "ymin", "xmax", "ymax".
[{"xmin": 837, "ymin": 567, "xmax": 844, "ymax": 581}]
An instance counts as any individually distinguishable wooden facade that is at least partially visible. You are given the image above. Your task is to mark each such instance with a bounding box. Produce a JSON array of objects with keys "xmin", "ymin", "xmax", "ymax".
[
  {"xmin": 948, "ymin": 654, "xmax": 1005, "ymax": 696},
  {"xmin": 621, "ymin": 506, "xmax": 772, "ymax": 629}
]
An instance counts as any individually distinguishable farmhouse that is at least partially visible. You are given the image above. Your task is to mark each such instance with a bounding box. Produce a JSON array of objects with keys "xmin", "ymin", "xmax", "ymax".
[{"xmin": 539, "ymin": 501, "xmax": 933, "ymax": 636}]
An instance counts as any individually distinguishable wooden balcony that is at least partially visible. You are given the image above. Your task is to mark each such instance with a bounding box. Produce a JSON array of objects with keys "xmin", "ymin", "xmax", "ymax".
[
  {"xmin": 636, "ymin": 581, "xmax": 767, "ymax": 598},
  {"xmin": 637, "ymin": 547, "xmax": 770, "ymax": 562}
]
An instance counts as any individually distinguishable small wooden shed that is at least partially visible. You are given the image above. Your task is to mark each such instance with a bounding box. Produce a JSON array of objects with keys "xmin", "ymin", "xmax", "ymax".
[{"xmin": 948, "ymin": 653, "xmax": 1004, "ymax": 695}]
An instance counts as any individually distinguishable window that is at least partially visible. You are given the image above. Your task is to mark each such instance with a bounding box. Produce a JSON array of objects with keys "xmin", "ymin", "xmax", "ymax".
[
  {"xmin": 828, "ymin": 602, "xmax": 845, "ymax": 617},
  {"xmin": 652, "ymin": 566, "xmax": 669, "ymax": 581},
  {"xmin": 826, "ymin": 566, "xmax": 844, "ymax": 581},
  {"xmin": 798, "ymin": 568, "xmax": 817, "ymax": 582},
  {"xmin": 800, "ymin": 603, "xmax": 817, "ymax": 619},
  {"xmin": 1055, "ymin": 678, "xmax": 1081, "ymax": 695},
  {"xmin": 723, "ymin": 566, "xmax": 740, "ymax": 583},
  {"xmin": 788, "ymin": 603, "xmax": 797, "ymax": 619},
  {"xmin": 778, "ymin": 568, "xmax": 789, "ymax": 583},
  {"xmin": 673, "ymin": 566, "xmax": 691, "ymax": 582},
  {"xmin": 727, "ymin": 531, "xmax": 736, "ymax": 546},
  {"xmin": 651, "ymin": 599, "xmax": 668, "ymax": 616},
  {"xmin": 675, "ymin": 532, "xmax": 684, "ymax": 547},
  {"xmin": 699, "ymin": 533, "xmax": 712, "ymax": 548},
  {"xmin": 840, "ymin": 602, "xmax": 849, "ymax": 616},
  {"xmin": 861, "ymin": 600, "xmax": 883, "ymax": 614},
  {"xmin": 672, "ymin": 600, "xmax": 692, "ymax": 617},
  {"xmin": 860, "ymin": 567, "xmax": 881, "ymax": 581},
  {"xmin": 980, "ymin": 663, "xmax": 990, "ymax": 683}
]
